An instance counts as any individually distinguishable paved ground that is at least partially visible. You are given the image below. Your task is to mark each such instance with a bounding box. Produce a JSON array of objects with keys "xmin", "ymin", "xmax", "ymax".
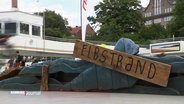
[{"xmin": 0, "ymin": 91, "xmax": 184, "ymax": 104}]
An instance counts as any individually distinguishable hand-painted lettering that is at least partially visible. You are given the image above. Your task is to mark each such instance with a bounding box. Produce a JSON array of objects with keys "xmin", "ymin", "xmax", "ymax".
[
  {"xmin": 74, "ymin": 40, "xmax": 171, "ymax": 87},
  {"xmin": 135, "ymin": 60, "xmax": 146, "ymax": 74},
  {"xmin": 99, "ymin": 50, "xmax": 108, "ymax": 63},
  {"xmin": 147, "ymin": 63, "xmax": 156, "ymax": 79},
  {"xmin": 125, "ymin": 56, "xmax": 133, "ymax": 71},
  {"xmin": 87, "ymin": 45, "xmax": 92, "ymax": 59},
  {"xmin": 93, "ymin": 47, "xmax": 99, "ymax": 60},
  {"xmin": 81, "ymin": 44, "xmax": 88, "ymax": 56},
  {"xmin": 110, "ymin": 52, "xmax": 117, "ymax": 65},
  {"xmin": 116, "ymin": 54, "xmax": 123, "ymax": 68}
]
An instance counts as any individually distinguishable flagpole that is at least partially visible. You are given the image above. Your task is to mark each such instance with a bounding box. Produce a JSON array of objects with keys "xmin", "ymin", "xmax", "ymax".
[
  {"xmin": 81, "ymin": 0, "xmax": 88, "ymax": 41},
  {"xmin": 75, "ymin": 0, "xmax": 84, "ymax": 61},
  {"xmin": 80, "ymin": 0, "xmax": 83, "ymax": 41}
]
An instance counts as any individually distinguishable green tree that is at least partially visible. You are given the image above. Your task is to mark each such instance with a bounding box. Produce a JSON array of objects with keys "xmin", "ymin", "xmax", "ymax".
[
  {"xmin": 35, "ymin": 10, "xmax": 71, "ymax": 38},
  {"xmin": 88, "ymin": 0, "xmax": 145, "ymax": 42},
  {"xmin": 138, "ymin": 24, "xmax": 168, "ymax": 44},
  {"xmin": 169, "ymin": 0, "xmax": 184, "ymax": 37}
]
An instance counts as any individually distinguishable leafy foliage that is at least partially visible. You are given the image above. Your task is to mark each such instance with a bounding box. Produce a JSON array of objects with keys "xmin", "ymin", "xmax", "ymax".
[
  {"xmin": 137, "ymin": 24, "xmax": 168, "ymax": 44},
  {"xmin": 168, "ymin": 0, "xmax": 184, "ymax": 37},
  {"xmin": 88, "ymin": 0, "xmax": 145, "ymax": 42},
  {"xmin": 35, "ymin": 10, "xmax": 71, "ymax": 38},
  {"xmin": 139, "ymin": 24, "xmax": 168, "ymax": 39}
]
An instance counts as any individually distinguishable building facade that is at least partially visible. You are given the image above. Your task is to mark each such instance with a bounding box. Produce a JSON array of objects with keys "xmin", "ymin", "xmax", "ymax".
[{"xmin": 143, "ymin": 0, "xmax": 176, "ymax": 27}]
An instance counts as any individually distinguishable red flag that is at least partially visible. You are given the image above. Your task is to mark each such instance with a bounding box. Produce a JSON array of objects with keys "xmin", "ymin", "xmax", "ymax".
[
  {"xmin": 12, "ymin": 0, "xmax": 18, "ymax": 8},
  {"xmin": 82, "ymin": 0, "xmax": 87, "ymax": 11}
]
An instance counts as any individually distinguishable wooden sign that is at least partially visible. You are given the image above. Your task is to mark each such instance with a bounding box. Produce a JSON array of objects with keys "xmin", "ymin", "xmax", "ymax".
[{"xmin": 73, "ymin": 40, "xmax": 171, "ymax": 87}]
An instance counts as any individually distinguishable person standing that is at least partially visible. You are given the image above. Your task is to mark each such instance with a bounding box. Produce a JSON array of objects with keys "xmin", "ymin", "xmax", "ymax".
[
  {"xmin": 15, "ymin": 51, "xmax": 23, "ymax": 67},
  {"xmin": 31, "ymin": 57, "xmax": 38, "ymax": 65},
  {"xmin": 7, "ymin": 57, "xmax": 14, "ymax": 68},
  {"xmin": 21, "ymin": 56, "xmax": 26, "ymax": 67}
]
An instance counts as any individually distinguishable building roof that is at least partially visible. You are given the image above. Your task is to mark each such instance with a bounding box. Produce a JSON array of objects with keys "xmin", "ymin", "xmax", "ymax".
[
  {"xmin": 0, "ymin": 10, "xmax": 43, "ymax": 26},
  {"xmin": 69, "ymin": 24, "xmax": 96, "ymax": 38},
  {"xmin": 167, "ymin": 0, "xmax": 176, "ymax": 4},
  {"xmin": 143, "ymin": 0, "xmax": 176, "ymax": 12},
  {"xmin": 70, "ymin": 26, "xmax": 81, "ymax": 34}
]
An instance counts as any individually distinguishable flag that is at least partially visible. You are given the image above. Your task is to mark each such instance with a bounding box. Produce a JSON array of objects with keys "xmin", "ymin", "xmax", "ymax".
[
  {"xmin": 81, "ymin": 0, "xmax": 88, "ymax": 41},
  {"xmin": 12, "ymin": 0, "xmax": 18, "ymax": 8}
]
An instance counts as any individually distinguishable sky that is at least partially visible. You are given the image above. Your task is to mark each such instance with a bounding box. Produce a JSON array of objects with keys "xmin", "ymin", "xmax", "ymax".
[{"xmin": 0, "ymin": 0, "xmax": 149, "ymax": 27}]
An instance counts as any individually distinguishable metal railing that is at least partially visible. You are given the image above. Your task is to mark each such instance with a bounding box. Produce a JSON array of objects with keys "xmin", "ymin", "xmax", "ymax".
[
  {"xmin": 45, "ymin": 36, "xmax": 116, "ymax": 45},
  {"xmin": 45, "ymin": 36, "xmax": 151, "ymax": 48}
]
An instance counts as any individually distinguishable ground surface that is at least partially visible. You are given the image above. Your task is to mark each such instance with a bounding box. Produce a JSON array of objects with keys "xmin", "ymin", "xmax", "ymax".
[{"xmin": 0, "ymin": 91, "xmax": 184, "ymax": 104}]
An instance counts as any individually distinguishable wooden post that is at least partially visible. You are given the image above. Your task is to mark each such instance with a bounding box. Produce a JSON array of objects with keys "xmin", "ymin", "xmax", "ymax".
[{"xmin": 40, "ymin": 65, "xmax": 49, "ymax": 91}]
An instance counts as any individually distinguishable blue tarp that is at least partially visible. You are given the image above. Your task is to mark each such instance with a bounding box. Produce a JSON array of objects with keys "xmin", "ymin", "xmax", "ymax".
[{"xmin": 0, "ymin": 38, "xmax": 184, "ymax": 95}]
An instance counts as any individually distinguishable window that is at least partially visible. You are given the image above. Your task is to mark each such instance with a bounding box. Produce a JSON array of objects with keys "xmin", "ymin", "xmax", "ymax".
[
  {"xmin": 20, "ymin": 23, "xmax": 29, "ymax": 34},
  {"xmin": 32, "ymin": 25, "xmax": 40, "ymax": 36},
  {"xmin": 145, "ymin": 12, "xmax": 151, "ymax": 17},
  {"xmin": 5, "ymin": 23, "xmax": 16, "ymax": 34},
  {"xmin": 157, "ymin": 0, "xmax": 161, "ymax": 15},
  {"xmin": 165, "ymin": 8, "xmax": 172, "ymax": 13},
  {"xmin": 154, "ymin": 18, "xmax": 161, "ymax": 24},
  {"xmin": 164, "ymin": 16, "xmax": 173, "ymax": 22},
  {"xmin": 145, "ymin": 20, "xmax": 152, "ymax": 25},
  {"xmin": 154, "ymin": 0, "xmax": 161, "ymax": 15}
]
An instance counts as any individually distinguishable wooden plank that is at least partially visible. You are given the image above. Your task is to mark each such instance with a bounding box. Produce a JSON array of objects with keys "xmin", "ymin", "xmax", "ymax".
[
  {"xmin": 40, "ymin": 65, "xmax": 49, "ymax": 91},
  {"xmin": 0, "ymin": 67, "xmax": 22, "ymax": 81},
  {"xmin": 73, "ymin": 40, "xmax": 171, "ymax": 87}
]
